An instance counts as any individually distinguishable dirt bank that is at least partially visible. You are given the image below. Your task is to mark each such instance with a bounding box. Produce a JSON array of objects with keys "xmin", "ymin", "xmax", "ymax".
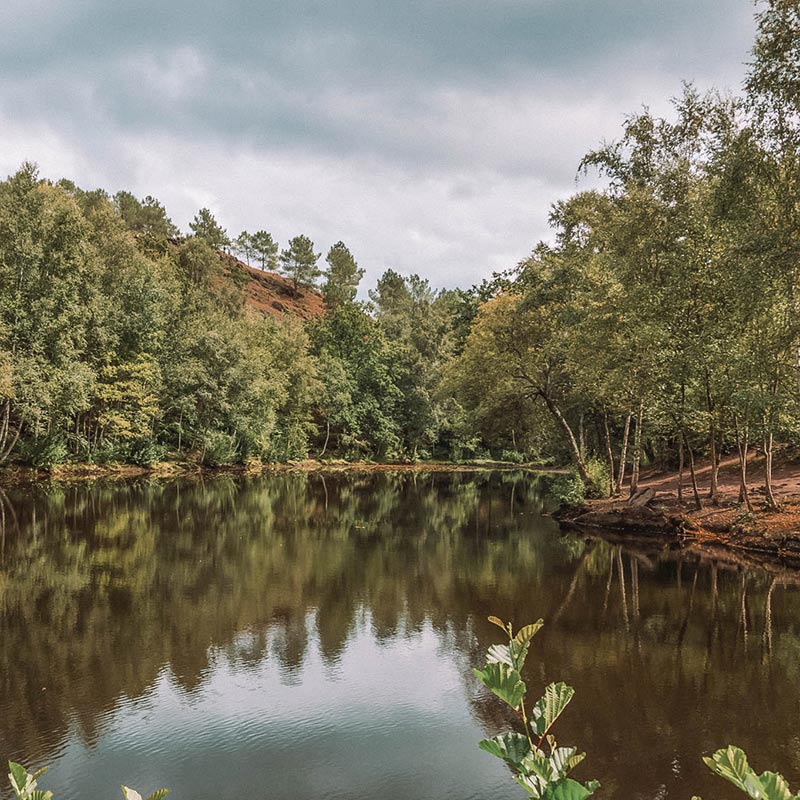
[{"xmin": 560, "ymin": 453, "xmax": 800, "ymax": 565}]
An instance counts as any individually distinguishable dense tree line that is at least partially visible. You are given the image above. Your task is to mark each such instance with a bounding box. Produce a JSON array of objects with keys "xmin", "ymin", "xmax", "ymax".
[
  {"xmin": 450, "ymin": 0, "xmax": 800, "ymax": 504},
  {"xmin": 0, "ymin": 0, "xmax": 798, "ymax": 495}
]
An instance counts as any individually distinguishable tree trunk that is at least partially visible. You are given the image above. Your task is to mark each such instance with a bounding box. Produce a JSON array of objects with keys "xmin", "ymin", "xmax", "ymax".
[
  {"xmin": 629, "ymin": 401, "xmax": 644, "ymax": 496},
  {"xmin": 616, "ymin": 411, "xmax": 632, "ymax": 495},
  {"xmin": 677, "ymin": 433, "xmax": 684, "ymax": 504},
  {"xmin": 706, "ymin": 375, "xmax": 719, "ymax": 504},
  {"xmin": 764, "ymin": 430, "xmax": 778, "ymax": 509},
  {"xmin": 578, "ymin": 412, "xmax": 585, "ymax": 462},
  {"xmin": 682, "ymin": 429, "xmax": 702, "ymax": 511},
  {"xmin": 540, "ymin": 392, "xmax": 589, "ymax": 484},
  {"xmin": 320, "ymin": 418, "xmax": 331, "ymax": 458},
  {"xmin": 733, "ymin": 414, "xmax": 752, "ymax": 512},
  {"xmin": 602, "ymin": 409, "xmax": 615, "ymax": 496}
]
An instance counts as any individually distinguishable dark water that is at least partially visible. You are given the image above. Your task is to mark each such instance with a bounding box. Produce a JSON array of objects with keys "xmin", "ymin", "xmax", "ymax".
[{"xmin": 0, "ymin": 471, "xmax": 799, "ymax": 800}]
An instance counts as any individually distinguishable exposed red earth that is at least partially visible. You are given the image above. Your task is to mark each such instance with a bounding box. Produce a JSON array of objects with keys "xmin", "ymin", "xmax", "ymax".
[
  {"xmin": 563, "ymin": 452, "xmax": 800, "ymax": 564},
  {"xmin": 221, "ymin": 252, "xmax": 327, "ymax": 321}
]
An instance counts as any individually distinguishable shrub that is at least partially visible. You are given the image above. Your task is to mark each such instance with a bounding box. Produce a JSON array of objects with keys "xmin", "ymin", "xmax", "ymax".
[
  {"xmin": 17, "ymin": 434, "xmax": 68, "ymax": 468},
  {"xmin": 201, "ymin": 430, "xmax": 239, "ymax": 466},
  {"xmin": 546, "ymin": 471, "xmax": 586, "ymax": 506},
  {"xmin": 583, "ymin": 457, "xmax": 611, "ymax": 499}
]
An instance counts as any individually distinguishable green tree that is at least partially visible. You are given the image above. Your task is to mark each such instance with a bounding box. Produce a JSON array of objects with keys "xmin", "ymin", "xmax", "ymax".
[
  {"xmin": 279, "ymin": 234, "xmax": 321, "ymax": 291},
  {"xmin": 251, "ymin": 230, "xmax": 279, "ymax": 272},
  {"xmin": 323, "ymin": 241, "xmax": 364, "ymax": 308},
  {"xmin": 189, "ymin": 208, "xmax": 230, "ymax": 249}
]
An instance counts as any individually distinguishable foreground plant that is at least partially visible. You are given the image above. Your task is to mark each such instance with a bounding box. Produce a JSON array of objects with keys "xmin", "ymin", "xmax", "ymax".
[
  {"xmin": 6, "ymin": 762, "xmax": 168, "ymax": 800},
  {"xmin": 698, "ymin": 746, "xmax": 800, "ymax": 800},
  {"xmin": 473, "ymin": 615, "xmax": 600, "ymax": 800}
]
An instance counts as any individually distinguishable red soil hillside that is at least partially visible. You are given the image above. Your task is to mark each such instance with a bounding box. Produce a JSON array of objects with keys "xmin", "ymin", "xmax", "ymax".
[{"xmin": 221, "ymin": 252, "xmax": 327, "ymax": 321}]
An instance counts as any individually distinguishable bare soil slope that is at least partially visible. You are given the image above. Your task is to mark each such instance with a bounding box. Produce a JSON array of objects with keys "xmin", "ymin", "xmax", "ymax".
[{"xmin": 222, "ymin": 253, "xmax": 327, "ymax": 321}]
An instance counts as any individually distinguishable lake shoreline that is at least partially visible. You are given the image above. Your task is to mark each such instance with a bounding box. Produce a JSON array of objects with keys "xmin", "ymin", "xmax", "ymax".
[
  {"xmin": 558, "ymin": 454, "xmax": 800, "ymax": 568},
  {"xmin": 0, "ymin": 458, "xmax": 560, "ymax": 487}
]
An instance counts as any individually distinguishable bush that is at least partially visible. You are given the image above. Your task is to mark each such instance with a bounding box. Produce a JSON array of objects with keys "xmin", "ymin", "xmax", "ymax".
[
  {"xmin": 500, "ymin": 449, "xmax": 527, "ymax": 464},
  {"xmin": 583, "ymin": 456, "xmax": 611, "ymax": 499},
  {"xmin": 201, "ymin": 430, "xmax": 239, "ymax": 466},
  {"xmin": 122, "ymin": 438, "xmax": 167, "ymax": 467},
  {"xmin": 18, "ymin": 434, "xmax": 69, "ymax": 468},
  {"xmin": 547, "ymin": 470, "xmax": 586, "ymax": 506}
]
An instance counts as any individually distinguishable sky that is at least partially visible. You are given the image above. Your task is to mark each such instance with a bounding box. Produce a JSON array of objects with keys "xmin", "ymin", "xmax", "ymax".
[{"xmin": 0, "ymin": 0, "xmax": 757, "ymax": 292}]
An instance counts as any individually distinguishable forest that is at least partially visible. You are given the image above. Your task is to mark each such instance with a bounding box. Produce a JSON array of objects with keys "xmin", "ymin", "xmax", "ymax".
[{"xmin": 0, "ymin": 0, "xmax": 798, "ymax": 509}]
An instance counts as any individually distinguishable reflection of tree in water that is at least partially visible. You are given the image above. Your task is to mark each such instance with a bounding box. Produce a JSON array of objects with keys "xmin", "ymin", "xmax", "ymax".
[
  {"xmin": 467, "ymin": 537, "xmax": 800, "ymax": 800},
  {"xmin": 0, "ymin": 471, "xmax": 559, "ymax": 763},
  {"xmin": 2, "ymin": 472, "xmax": 799, "ymax": 799}
]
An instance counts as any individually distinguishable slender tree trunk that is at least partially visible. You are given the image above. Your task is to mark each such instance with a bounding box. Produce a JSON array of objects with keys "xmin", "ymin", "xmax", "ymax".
[
  {"xmin": 764, "ymin": 430, "xmax": 778, "ymax": 509},
  {"xmin": 617, "ymin": 411, "xmax": 632, "ymax": 495},
  {"xmin": 681, "ymin": 429, "xmax": 702, "ymax": 511},
  {"xmin": 540, "ymin": 392, "xmax": 589, "ymax": 484},
  {"xmin": 0, "ymin": 400, "xmax": 9, "ymax": 457},
  {"xmin": 629, "ymin": 401, "xmax": 644, "ymax": 496},
  {"xmin": 578, "ymin": 412, "xmax": 585, "ymax": 462},
  {"xmin": 733, "ymin": 413, "xmax": 752, "ymax": 512},
  {"xmin": 320, "ymin": 418, "xmax": 331, "ymax": 458},
  {"xmin": 708, "ymin": 420, "xmax": 719, "ymax": 503},
  {"xmin": 602, "ymin": 408, "xmax": 615, "ymax": 496},
  {"xmin": 705, "ymin": 374, "xmax": 719, "ymax": 504},
  {"xmin": 677, "ymin": 432, "xmax": 684, "ymax": 504}
]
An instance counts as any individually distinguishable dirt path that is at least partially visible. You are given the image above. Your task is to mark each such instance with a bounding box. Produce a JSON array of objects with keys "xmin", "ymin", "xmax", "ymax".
[{"xmin": 565, "ymin": 453, "xmax": 800, "ymax": 565}]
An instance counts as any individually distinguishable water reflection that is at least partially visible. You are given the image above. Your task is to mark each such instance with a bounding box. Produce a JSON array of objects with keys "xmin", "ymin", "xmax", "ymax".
[{"xmin": 0, "ymin": 471, "xmax": 798, "ymax": 800}]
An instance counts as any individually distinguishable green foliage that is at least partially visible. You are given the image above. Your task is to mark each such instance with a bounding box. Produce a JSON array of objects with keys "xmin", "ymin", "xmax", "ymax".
[
  {"xmin": 474, "ymin": 616, "xmax": 599, "ymax": 800},
  {"xmin": 17, "ymin": 434, "xmax": 69, "ymax": 468},
  {"xmin": 700, "ymin": 746, "xmax": 800, "ymax": 800},
  {"xmin": 323, "ymin": 241, "xmax": 364, "ymax": 308},
  {"xmin": 546, "ymin": 472, "xmax": 586, "ymax": 507},
  {"xmin": 189, "ymin": 208, "xmax": 229, "ymax": 249},
  {"xmin": 582, "ymin": 457, "xmax": 610, "ymax": 499},
  {"xmin": 280, "ymin": 234, "xmax": 321, "ymax": 290},
  {"xmin": 6, "ymin": 762, "xmax": 168, "ymax": 800}
]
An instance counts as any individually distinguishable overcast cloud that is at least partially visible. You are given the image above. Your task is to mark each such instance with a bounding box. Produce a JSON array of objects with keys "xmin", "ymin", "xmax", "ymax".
[{"xmin": 0, "ymin": 0, "xmax": 756, "ymax": 290}]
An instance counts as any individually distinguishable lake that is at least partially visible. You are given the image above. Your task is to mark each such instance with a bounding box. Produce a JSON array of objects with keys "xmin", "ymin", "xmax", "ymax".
[{"xmin": 1, "ymin": 470, "xmax": 798, "ymax": 799}]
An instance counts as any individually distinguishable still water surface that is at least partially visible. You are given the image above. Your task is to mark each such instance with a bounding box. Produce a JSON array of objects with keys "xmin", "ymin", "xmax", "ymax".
[{"xmin": 1, "ymin": 471, "xmax": 799, "ymax": 799}]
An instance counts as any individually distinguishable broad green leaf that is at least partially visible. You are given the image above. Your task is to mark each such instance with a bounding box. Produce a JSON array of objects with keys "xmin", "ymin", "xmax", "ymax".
[
  {"xmin": 530, "ymin": 682, "xmax": 575, "ymax": 737},
  {"xmin": 479, "ymin": 732, "xmax": 532, "ymax": 768},
  {"xmin": 122, "ymin": 787, "xmax": 144, "ymax": 800},
  {"xmin": 472, "ymin": 663, "xmax": 526, "ymax": 710},
  {"xmin": 549, "ymin": 747, "xmax": 585, "ymax": 778},
  {"xmin": 9, "ymin": 762, "xmax": 30, "ymax": 795},
  {"xmin": 29, "ymin": 791, "xmax": 53, "ymax": 800},
  {"xmin": 520, "ymin": 749, "xmax": 555, "ymax": 782},
  {"xmin": 542, "ymin": 777, "xmax": 599, "ymax": 800},
  {"xmin": 516, "ymin": 771, "xmax": 549, "ymax": 799},
  {"xmin": 514, "ymin": 620, "xmax": 545, "ymax": 647},
  {"xmin": 30, "ymin": 768, "xmax": 49, "ymax": 783},
  {"xmin": 704, "ymin": 747, "xmax": 757, "ymax": 795},
  {"xmin": 758, "ymin": 771, "xmax": 795, "ymax": 800}
]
